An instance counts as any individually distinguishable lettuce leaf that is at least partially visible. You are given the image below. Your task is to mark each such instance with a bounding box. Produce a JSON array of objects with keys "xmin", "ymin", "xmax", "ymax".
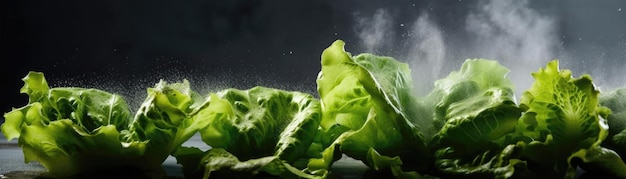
[
  {"xmin": 509, "ymin": 60, "xmax": 625, "ymax": 178},
  {"xmin": 424, "ymin": 59, "xmax": 525, "ymax": 178},
  {"xmin": 174, "ymin": 87, "xmax": 322, "ymax": 178},
  {"xmin": 600, "ymin": 89, "xmax": 626, "ymax": 156},
  {"xmin": 597, "ymin": 88, "xmax": 626, "ymax": 178},
  {"xmin": 309, "ymin": 40, "xmax": 432, "ymax": 177},
  {"xmin": 1, "ymin": 71, "xmax": 205, "ymax": 177}
]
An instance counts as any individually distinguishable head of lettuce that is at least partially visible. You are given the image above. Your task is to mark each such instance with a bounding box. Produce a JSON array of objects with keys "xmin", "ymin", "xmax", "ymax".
[{"xmin": 1, "ymin": 71, "xmax": 207, "ymax": 178}]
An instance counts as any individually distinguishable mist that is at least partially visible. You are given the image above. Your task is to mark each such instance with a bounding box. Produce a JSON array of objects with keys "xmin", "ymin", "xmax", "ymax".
[
  {"xmin": 465, "ymin": 0, "xmax": 557, "ymax": 97},
  {"xmin": 352, "ymin": 0, "xmax": 625, "ymax": 99},
  {"xmin": 404, "ymin": 13, "xmax": 446, "ymax": 95},
  {"xmin": 356, "ymin": 9, "xmax": 395, "ymax": 54}
]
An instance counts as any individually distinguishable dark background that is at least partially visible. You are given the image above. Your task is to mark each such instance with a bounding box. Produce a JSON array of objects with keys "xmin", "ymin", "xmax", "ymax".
[{"xmin": 1, "ymin": 0, "xmax": 625, "ymax": 117}]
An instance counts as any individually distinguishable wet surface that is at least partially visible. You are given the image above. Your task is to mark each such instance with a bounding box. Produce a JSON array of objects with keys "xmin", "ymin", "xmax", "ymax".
[{"xmin": 0, "ymin": 134, "xmax": 371, "ymax": 179}]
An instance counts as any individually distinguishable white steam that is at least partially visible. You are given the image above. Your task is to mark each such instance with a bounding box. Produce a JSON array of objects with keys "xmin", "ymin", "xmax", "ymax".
[
  {"xmin": 404, "ymin": 13, "xmax": 446, "ymax": 95},
  {"xmin": 466, "ymin": 0, "xmax": 557, "ymax": 96},
  {"xmin": 353, "ymin": 0, "xmax": 559, "ymax": 98},
  {"xmin": 354, "ymin": 9, "xmax": 446, "ymax": 95},
  {"xmin": 355, "ymin": 9, "xmax": 394, "ymax": 53}
]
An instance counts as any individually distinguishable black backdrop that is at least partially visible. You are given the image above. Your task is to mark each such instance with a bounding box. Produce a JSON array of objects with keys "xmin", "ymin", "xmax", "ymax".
[{"xmin": 2, "ymin": 0, "xmax": 625, "ymax": 120}]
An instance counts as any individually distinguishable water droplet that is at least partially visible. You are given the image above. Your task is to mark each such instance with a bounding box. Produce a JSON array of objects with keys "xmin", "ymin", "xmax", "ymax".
[
  {"xmin": 113, "ymin": 48, "xmax": 117, "ymax": 52},
  {"xmin": 334, "ymin": 32, "xmax": 338, "ymax": 36},
  {"xmin": 579, "ymin": 37, "xmax": 583, "ymax": 41},
  {"xmin": 619, "ymin": 8, "xmax": 622, "ymax": 12},
  {"xmin": 289, "ymin": 51, "xmax": 293, "ymax": 54},
  {"xmin": 412, "ymin": 4, "xmax": 416, "ymax": 7},
  {"xmin": 400, "ymin": 23, "xmax": 405, "ymax": 27}
]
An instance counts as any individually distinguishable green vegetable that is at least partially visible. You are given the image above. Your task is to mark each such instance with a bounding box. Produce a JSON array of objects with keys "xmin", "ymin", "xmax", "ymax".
[
  {"xmin": 598, "ymin": 88, "xmax": 626, "ymax": 178},
  {"xmin": 425, "ymin": 59, "xmax": 517, "ymax": 132},
  {"xmin": 1, "ymin": 72, "xmax": 205, "ymax": 177},
  {"xmin": 424, "ymin": 59, "xmax": 526, "ymax": 178},
  {"xmin": 174, "ymin": 87, "xmax": 322, "ymax": 178},
  {"xmin": 600, "ymin": 88, "xmax": 626, "ymax": 156},
  {"xmin": 5, "ymin": 40, "xmax": 626, "ymax": 178},
  {"xmin": 309, "ymin": 40, "xmax": 431, "ymax": 177},
  {"xmin": 508, "ymin": 60, "xmax": 625, "ymax": 178}
]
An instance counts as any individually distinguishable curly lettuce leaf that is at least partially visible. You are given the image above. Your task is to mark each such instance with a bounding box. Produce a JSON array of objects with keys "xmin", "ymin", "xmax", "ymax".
[
  {"xmin": 424, "ymin": 59, "xmax": 524, "ymax": 178},
  {"xmin": 425, "ymin": 59, "xmax": 516, "ymax": 132},
  {"xmin": 175, "ymin": 87, "xmax": 322, "ymax": 178},
  {"xmin": 310, "ymin": 40, "xmax": 431, "ymax": 176},
  {"xmin": 569, "ymin": 144, "xmax": 626, "ymax": 178},
  {"xmin": 2, "ymin": 72, "xmax": 131, "ymax": 141},
  {"xmin": 1, "ymin": 71, "xmax": 204, "ymax": 177},
  {"xmin": 434, "ymin": 143, "xmax": 527, "ymax": 178},
  {"xmin": 509, "ymin": 60, "xmax": 625, "ymax": 178},
  {"xmin": 515, "ymin": 60, "xmax": 606, "ymax": 145},
  {"xmin": 428, "ymin": 59, "xmax": 519, "ymax": 146},
  {"xmin": 599, "ymin": 89, "xmax": 626, "ymax": 156},
  {"xmin": 123, "ymin": 78, "xmax": 210, "ymax": 156},
  {"xmin": 186, "ymin": 148, "xmax": 320, "ymax": 179}
]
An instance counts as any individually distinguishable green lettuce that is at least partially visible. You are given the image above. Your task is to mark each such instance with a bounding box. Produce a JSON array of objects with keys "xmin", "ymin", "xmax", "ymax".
[
  {"xmin": 424, "ymin": 59, "xmax": 526, "ymax": 178},
  {"xmin": 173, "ymin": 86, "xmax": 322, "ymax": 178},
  {"xmin": 597, "ymin": 88, "xmax": 626, "ymax": 178},
  {"xmin": 600, "ymin": 89, "xmax": 626, "ymax": 157},
  {"xmin": 1, "ymin": 71, "xmax": 205, "ymax": 177},
  {"xmin": 508, "ymin": 60, "xmax": 626, "ymax": 178},
  {"xmin": 308, "ymin": 40, "xmax": 432, "ymax": 177},
  {"xmin": 7, "ymin": 41, "xmax": 626, "ymax": 178}
]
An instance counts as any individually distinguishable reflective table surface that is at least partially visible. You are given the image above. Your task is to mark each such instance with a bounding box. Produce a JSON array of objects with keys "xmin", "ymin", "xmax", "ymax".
[{"xmin": 0, "ymin": 134, "xmax": 372, "ymax": 179}]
